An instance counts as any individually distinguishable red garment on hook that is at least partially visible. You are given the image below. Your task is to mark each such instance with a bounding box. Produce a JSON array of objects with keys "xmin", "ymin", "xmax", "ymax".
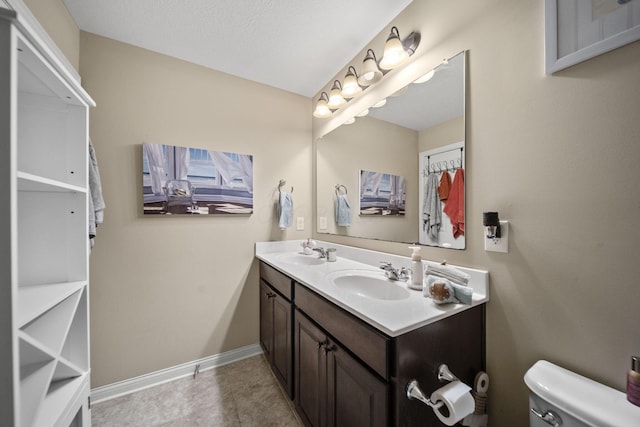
[
  {"xmin": 443, "ymin": 168, "xmax": 464, "ymax": 238},
  {"xmin": 438, "ymin": 171, "xmax": 451, "ymax": 202}
]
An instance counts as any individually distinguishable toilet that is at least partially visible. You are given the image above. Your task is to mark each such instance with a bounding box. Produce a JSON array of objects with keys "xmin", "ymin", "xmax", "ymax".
[{"xmin": 524, "ymin": 360, "xmax": 640, "ymax": 427}]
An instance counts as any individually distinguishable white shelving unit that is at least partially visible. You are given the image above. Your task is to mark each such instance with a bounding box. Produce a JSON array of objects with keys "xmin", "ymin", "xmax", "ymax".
[{"xmin": 0, "ymin": 6, "xmax": 95, "ymax": 427}]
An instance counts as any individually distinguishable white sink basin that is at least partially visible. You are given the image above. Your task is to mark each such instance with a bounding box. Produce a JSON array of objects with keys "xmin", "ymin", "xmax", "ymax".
[
  {"xmin": 327, "ymin": 270, "xmax": 411, "ymax": 301},
  {"xmin": 275, "ymin": 253, "xmax": 324, "ymax": 266}
]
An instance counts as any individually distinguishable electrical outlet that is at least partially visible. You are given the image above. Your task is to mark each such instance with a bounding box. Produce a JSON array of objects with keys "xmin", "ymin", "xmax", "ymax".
[
  {"xmin": 484, "ymin": 220, "xmax": 509, "ymax": 253},
  {"xmin": 296, "ymin": 216, "xmax": 304, "ymax": 230},
  {"xmin": 319, "ymin": 216, "xmax": 327, "ymax": 230}
]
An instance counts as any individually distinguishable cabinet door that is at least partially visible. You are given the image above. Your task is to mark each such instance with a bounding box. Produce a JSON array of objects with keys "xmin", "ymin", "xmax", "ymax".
[
  {"xmin": 272, "ymin": 290, "xmax": 292, "ymax": 398},
  {"xmin": 295, "ymin": 310, "xmax": 327, "ymax": 427},
  {"xmin": 326, "ymin": 341, "xmax": 388, "ymax": 427},
  {"xmin": 259, "ymin": 280, "xmax": 274, "ymax": 359}
]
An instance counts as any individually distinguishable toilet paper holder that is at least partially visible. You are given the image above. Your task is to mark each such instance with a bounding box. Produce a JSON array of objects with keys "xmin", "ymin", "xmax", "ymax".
[{"xmin": 406, "ymin": 364, "xmax": 458, "ymax": 408}]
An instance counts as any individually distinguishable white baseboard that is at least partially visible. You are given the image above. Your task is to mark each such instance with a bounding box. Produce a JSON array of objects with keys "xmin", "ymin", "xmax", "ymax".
[{"xmin": 90, "ymin": 343, "xmax": 263, "ymax": 404}]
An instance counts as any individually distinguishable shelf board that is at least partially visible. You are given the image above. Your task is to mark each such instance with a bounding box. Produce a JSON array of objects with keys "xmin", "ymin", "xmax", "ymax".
[
  {"xmin": 18, "ymin": 171, "xmax": 87, "ymax": 193},
  {"xmin": 20, "ymin": 358, "xmax": 56, "ymax": 427},
  {"xmin": 19, "ymin": 337, "xmax": 56, "ymax": 427},
  {"xmin": 21, "ymin": 289, "xmax": 82, "ymax": 355},
  {"xmin": 18, "ymin": 332, "xmax": 57, "ymax": 377},
  {"xmin": 51, "ymin": 359, "xmax": 82, "ymax": 382},
  {"xmin": 19, "ymin": 335, "xmax": 55, "ymax": 370},
  {"xmin": 33, "ymin": 374, "xmax": 89, "ymax": 427},
  {"xmin": 17, "ymin": 35, "xmax": 87, "ymax": 107},
  {"xmin": 17, "ymin": 282, "xmax": 86, "ymax": 328},
  {"xmin": 61, "ymin": 288, "xmax": 89, "ymax": 371}
]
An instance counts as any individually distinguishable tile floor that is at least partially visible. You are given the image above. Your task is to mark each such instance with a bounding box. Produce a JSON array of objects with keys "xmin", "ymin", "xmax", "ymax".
[{"xmin": 91, "ymin": 355, "xmax": 303, "ymax": 426}]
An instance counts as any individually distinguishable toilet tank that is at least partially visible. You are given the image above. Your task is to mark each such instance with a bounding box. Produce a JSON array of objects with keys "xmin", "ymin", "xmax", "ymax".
[{"xmin": 524, "ymin": 360, "xmax": 640, "ymax": 427}]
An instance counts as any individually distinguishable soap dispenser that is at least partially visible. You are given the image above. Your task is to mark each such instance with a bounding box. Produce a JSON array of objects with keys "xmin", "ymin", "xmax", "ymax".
[{"xmin": 408, "ymin": 246, "xmax": 423, "ymax": 291}]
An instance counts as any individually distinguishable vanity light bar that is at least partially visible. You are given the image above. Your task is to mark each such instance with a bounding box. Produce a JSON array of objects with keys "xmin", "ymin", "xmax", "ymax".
[{"xmin": 313, "ymin": 26, "xmax": 420, "ymax": 119}]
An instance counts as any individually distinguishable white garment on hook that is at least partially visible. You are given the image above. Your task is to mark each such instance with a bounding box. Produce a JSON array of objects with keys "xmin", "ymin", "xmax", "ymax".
[
  {"xmin": 422, "ymin": 173, "xmax": 441, "ymax": 241},
  {"xmin": 278, "ymin": 191, "xmax": 293, "ymax": 230},
  {"xmin": 89, "ymin": 140, "xmax": 105, "ymax": 246},
  {"xmin": 335, "ymin": 193, "xmax": 351, "ymax": 227}
]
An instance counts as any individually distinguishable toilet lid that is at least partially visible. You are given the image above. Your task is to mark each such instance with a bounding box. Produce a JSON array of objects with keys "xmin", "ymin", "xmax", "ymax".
[{"xmin": 524, "ymin": 360, "xmax": 640, "ymax": 427}]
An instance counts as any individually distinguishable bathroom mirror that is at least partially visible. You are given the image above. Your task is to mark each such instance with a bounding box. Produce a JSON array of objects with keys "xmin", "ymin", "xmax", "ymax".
[{"xmin": 316, "ymin": 51, "xmax": 465, "ymax": 248}]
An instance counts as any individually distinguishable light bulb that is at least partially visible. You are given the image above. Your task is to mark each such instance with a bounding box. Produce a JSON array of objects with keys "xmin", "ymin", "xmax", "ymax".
[
  {"xmin": 380, "ymin": 27, "xmax": 409, "ymax": 70},
  {"xmin": 327, "ymin": 81, "xmax": 346, "ymax": 109},
  {"xmin": 357, "ymin": 50, "xmax": 382, "ymax": 86},
  {"xmin": 341, "ymin": 67, "xmax": 362, "ymax": 98}
]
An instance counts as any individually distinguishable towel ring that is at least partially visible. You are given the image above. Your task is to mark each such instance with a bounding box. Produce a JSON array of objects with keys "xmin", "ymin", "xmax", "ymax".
[
  {"xmin": 278, "ymin": 179, "xmax": 293, "ymax": 193},
  {"xmin": 335, "ymin": 184, "xmax": 348, "ymax": 196}
]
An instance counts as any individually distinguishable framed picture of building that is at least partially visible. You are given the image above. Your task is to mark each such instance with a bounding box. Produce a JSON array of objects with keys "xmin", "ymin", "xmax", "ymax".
[
  {"xmin": 142, "ymin": 142, "xmax": 253, "ymax": 215},
  {"xmin": 359, "ymin": 170, "xmax": 406, "ymax": 216}
]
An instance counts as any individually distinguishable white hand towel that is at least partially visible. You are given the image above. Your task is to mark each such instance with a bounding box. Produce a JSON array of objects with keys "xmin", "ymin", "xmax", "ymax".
[
  {"xmin": 423, "ymin": 173, "xmax": 441, "ymax": 241},
  {"xmin": 278, "ymin": 191, "xmax": 293, "ymax": 230},
  {"xmin": 88, "ymin": 140, "xmax": 105, "ymax": 241},
  {"xmin": 425, "ymin": 262, "xmax": 470, "ymax": 286},
  {"xmin": 335, "ymin": 194, "xmax": 351, "ymax": 227}
]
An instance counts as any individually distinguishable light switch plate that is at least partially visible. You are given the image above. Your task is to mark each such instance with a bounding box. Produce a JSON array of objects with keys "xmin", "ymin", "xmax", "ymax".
[
  {"xmin": 484, "ymin": 220, "xmax": 509, "ymax": 253},
  {"xmin": 319, "ymin": 216, "xmax": 327, "ymax": 230},
  {"xmin": 296, "ymin": 216, "xmax": 304, "ymax": 230}
]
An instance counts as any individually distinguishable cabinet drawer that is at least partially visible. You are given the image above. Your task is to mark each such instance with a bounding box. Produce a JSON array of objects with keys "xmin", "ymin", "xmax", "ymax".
[
  {"xmin": 295, "ymin": 283, "xmax": 390, "ymax": 379},
  {"xmin": 260, "ymin": 262, "xmax": 293, "ymax": 301}
]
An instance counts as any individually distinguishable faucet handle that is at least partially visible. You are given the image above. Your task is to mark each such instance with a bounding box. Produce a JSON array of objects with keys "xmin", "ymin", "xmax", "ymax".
[
  {"xmin": 379, "ymin": 261, "xmax": 392, "ymax": 270},
  {"xmin": 313, "ymin": 247, "xmax": 327, "ymax": 258}
]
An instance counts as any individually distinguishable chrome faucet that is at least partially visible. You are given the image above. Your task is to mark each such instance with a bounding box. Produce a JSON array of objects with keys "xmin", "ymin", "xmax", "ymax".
[
  {"xmin": 313, "ymin": 247, "xmax": 327, "ymax": 258},
  {"xmin": 379, "ymin": 262, "xmax": 409, "ymax": 281}
]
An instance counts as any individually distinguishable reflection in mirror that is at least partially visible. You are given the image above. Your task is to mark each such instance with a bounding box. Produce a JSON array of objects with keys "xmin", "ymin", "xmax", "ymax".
[{"xmin": 316, "ymin": 51, "xmax": 465, "ymax": 248}]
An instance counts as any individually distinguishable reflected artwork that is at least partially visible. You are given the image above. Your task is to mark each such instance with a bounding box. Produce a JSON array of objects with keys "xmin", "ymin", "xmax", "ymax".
[
  {"xmin": 359, "ymin": 170, "xmax": 406, "ymax": 216},
  {"xmin": 142, "ymin": 142, "xmax": 253, "ymax": 215}
]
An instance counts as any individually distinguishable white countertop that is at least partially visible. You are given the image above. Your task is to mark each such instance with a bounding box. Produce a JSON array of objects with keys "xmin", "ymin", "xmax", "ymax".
[{"xmin": 255, "ymin": 240, "xmax": 489, "ymax": 337}]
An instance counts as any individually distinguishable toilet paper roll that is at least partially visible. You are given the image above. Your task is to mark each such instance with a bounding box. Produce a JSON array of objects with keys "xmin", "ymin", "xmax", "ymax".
[
  {"xmin": 430, "ymin": 381, "xmax": 475, "ymax": 426},
  {"xmin": 475, "ymin": 372, "xmax": 489, "ymax": 394}
]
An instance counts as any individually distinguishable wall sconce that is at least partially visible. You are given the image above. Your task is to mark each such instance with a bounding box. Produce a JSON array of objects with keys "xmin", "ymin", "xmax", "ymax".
[
  {"xmin": 483, "ymin": 212, "xmax": 509, "ymax": 253},
  {"xmin": 327, "ymin": 80, "xmax": 347, "ymax": 109},
  {"xmin": 313, "ymin": 92, "xmax": 332, "ymax": 118},
  {"xmin": 313, "ymin": 26, "xmax": 420, "ymax": 121},
  {"xmin": 380, "ymin": 26, "xmax": 421, "ymax": 70},
  {"xmin": 341, "ymin": 66, "xmax": 363, "ymax": 98},
  {"xmin": 358, "ymin": 49, "xmax": 383, "ymax": 86}
]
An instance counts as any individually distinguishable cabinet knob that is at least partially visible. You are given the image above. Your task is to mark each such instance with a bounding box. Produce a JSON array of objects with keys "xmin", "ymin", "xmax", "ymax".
[{"xmin": 266, "ymin": 291, "xmax": 276, "ymax": 299}]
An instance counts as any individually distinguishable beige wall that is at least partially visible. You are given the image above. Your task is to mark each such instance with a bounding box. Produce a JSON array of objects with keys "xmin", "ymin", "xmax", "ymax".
[
  {"xmin": 314, "ymin": 1, "xmax": 640, "ymax": 426},
  {"xmin": 316, "ymin": 116, "xmax": 418, "ymax": 241},
  {"xmin": 79, "ymin": 32, "xmax": 312, "ymax": 387},
  {"xmin": 22, "ymin": 0, "xmax": 79, "ymax": 70},
  {"xmin": 418, "ymin": 115, "xmax": 464, "ymax": 152},
  {"xmin": 25, "ymin": 1, "xmax": 640, "ymax": 425}
]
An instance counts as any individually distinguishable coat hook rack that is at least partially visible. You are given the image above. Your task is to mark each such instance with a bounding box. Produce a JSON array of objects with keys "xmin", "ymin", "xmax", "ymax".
[{"xmin": 278, "ymin": 179, "xmax": 293, "ymax": 193}]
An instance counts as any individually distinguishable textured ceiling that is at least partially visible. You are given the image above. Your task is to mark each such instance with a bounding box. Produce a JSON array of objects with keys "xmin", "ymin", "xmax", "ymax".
[{"xmin": 64, "ymin": 0, "xmax": 412, "ymax": 97}]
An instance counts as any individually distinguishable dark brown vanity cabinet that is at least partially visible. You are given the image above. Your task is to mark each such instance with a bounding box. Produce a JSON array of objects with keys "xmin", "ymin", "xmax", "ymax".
[
  {"xmin": 259, "ymin": 261, "xmax": 485, "ymax": 427},
  {"xmin": 294, "ymin": 310, "xmax": 388, "ymax": 427},
  {"xmin": 294, "ymin": 282, "xmax": 389, "ymax": 427},
  {"xmin": 259, "ymin": 263, "xmax": 294, "ymax": 398}
]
